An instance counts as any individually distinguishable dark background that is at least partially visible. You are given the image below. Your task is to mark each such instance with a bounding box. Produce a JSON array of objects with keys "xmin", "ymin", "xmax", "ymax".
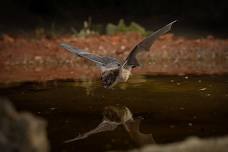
[{"xmin": 0, "ymin": 0, "xmax": 227, "ymax": 37}]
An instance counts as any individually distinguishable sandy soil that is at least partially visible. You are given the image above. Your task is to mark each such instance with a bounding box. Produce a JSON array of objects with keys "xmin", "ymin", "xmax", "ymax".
[{"xmin": 0, "ymin": 33, "xmax": 228, "ymax": 83}]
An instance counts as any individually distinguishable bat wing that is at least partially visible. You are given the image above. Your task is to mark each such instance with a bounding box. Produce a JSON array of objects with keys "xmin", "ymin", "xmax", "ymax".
[
  {"xmin": 64, "ymin": 120, "xmax": 120, "ymax": 143},
  {"xmin": 60, "ymin": 43, "xmax": 120, "ymax": 68},
  {"xmin": 124, "ymin": 117, "xmax": 156, "ymax": 146},
  {"xmin": 124, "ymin": 20, "xmax": 176, "ymax": 68}
]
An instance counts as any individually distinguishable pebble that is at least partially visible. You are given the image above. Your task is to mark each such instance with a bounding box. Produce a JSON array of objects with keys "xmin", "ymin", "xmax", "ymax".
[
  {"xmin": 200, "ymin": 88, "xmax": 207, "ymax": 91},
  {"xmin": 179, "ymin": 107, "xmax": 185, "ymax": 110},
  {"xmin": 188, "ymin": 122, "xmax": 193, "ymax": 126},
  {"xmin": 206, "ymin": 93, "xmax": 211, "ymax": 97}
]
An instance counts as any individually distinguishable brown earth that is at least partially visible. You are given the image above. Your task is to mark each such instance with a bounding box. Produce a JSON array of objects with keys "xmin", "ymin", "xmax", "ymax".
[{"xmin": 0, "ymin": 33, "xmax": 228, "ymax": 84}]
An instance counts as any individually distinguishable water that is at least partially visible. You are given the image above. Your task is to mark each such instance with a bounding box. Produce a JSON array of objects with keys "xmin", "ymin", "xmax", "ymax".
[{"xmin": 0, "ymin": 75, "xmax": 228, "ymax": 152}]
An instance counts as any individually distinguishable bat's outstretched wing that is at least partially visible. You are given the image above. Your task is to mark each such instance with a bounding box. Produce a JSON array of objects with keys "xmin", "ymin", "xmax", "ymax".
[
  {"xmin": 60, "ymin": 43, "xmax": 120, "ymax": 68},
  {"xmin": 64, "ymin": 120, "xmax": 120, "ymax": 143},
  {"xmin": 124, "ymin": 117, "xmax": 155, "ymax": 146},
  {"xmin": 124, "ymin": 20, "xmax": 176, "ymax": 68}
]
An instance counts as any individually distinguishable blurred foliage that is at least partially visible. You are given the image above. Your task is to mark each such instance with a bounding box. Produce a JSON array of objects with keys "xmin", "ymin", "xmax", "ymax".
[
  {"xmin": 34, "ymin": 28, "xmax": 46, "ymax": 39},
  {"xmin": 33, "ymin": 18, "xmax": 149, "ymax": 38},
  {"xmin": 106, "ymin": 19, "xmax": 147, "ymax": 36},
  {"xmin": 34, "ymin": 22, "xmax": 65, "ymax": 39},
  {"xmin": 77, "ymin": 17, "xmax": 99, "ymax": 37},
  {"xmin": 1, "ymin": 0, "xmax": 227, "ymax": 37}
]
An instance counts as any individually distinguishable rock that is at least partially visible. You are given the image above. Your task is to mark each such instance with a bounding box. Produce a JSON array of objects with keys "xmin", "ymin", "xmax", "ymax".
[
  {"xmin": 207, "ymin": 35, "xmax": 214, "ymax": 40},
  {"xmin": 111, "ymin": 136, "xmax": 228, "ymax": 152},
  {"xmin": 1, "ymin": 34, "xmax": 15, "ymax": 43},
  {"xmin": 0, "ymin": 98, "xmax": 49, "ymax": 152},
  {"xmin": 34, "ymin": 56, "xmax": 44, "ymax": 64}
]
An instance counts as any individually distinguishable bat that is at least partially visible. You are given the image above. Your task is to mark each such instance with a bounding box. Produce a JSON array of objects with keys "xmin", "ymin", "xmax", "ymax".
[{"xmin": 61, "ymin": 21, "xmax": 176, "ymax": 88}]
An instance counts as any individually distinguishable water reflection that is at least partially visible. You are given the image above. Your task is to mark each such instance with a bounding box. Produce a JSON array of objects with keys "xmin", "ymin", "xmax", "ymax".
[
  {"xmin": 65, "ymin": 106, "xmax": 155, "ymax": 146},
  {"xmin": 0, "ymin": 75, "xmax": 228, "ymax": 151}
]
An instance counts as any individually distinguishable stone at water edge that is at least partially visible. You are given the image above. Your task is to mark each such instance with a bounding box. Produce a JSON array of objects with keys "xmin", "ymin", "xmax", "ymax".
[{"xmin": 0, "ymin": 98, "xmax": 49, "ymax": 152}]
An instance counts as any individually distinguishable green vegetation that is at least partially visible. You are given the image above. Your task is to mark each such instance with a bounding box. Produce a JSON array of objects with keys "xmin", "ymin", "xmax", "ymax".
[
  {"xmin": 106, "ymin": 19, "xmax": 147, "ymax": 36},
  {"xmin": 34, "ymin": 23, "xmax": 64, "ymax": 39},
  {"xmin": 75, "ymin": 17, "xmax": 99, "ymax": 37},
  {"xmin": 34, "ymin": 18, "xmax": 148, "ymax": 38}
]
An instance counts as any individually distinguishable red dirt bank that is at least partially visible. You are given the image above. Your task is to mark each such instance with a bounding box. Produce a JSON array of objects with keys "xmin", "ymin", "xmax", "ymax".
[{"xmin": 0, "ymin": 33, "xmax": 228, "ymax": 83}]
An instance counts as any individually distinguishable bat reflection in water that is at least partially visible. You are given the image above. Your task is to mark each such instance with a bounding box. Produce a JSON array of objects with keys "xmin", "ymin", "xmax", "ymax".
[{"xmin": 64, "ymin": 106, "xmax": 155, "ymax": 146}]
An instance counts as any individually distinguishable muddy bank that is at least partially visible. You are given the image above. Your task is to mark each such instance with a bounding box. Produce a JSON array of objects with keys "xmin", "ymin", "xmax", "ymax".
[{"xmin": 0, "ymin": 33, "xmax": 228, "ymax": 83}]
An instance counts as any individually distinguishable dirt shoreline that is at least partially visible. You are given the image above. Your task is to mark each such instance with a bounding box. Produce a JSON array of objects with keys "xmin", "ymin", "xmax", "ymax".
[{"xmin": 0, "ymin": 33, "xmax": 228, "ymax": 84}]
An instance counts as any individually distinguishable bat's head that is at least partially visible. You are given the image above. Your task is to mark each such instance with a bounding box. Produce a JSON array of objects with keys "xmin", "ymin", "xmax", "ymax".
[{"xmin": 103, "ymin": 106, "xmax": 133, "ymax": 123}]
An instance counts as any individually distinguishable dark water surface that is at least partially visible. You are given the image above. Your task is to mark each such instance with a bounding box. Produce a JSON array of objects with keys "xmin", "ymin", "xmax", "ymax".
[{"xmin": 0, "ymin": 75, "xmax": 228, "ymax": 152}]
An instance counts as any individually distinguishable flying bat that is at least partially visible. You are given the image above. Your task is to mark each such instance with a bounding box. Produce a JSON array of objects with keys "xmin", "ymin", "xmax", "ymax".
[
  {"xmin": 60, "ymin": 21, "xmax": 176, "ymax": 88},
  {"xmin": 64, "ymin": 106, "xmax": 155, "ymax": 146}
]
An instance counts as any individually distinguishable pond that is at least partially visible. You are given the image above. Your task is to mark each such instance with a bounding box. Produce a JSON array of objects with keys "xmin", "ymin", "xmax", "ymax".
[{"xmin": 0, "ymin": 75, "xmax": 228, "ymax": 152}]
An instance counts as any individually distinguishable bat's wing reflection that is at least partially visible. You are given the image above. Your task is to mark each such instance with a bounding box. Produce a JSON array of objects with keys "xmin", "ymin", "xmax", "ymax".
[{"xmin": 64, "ymin": 120, "xmax": 120, "ymax": 143}]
